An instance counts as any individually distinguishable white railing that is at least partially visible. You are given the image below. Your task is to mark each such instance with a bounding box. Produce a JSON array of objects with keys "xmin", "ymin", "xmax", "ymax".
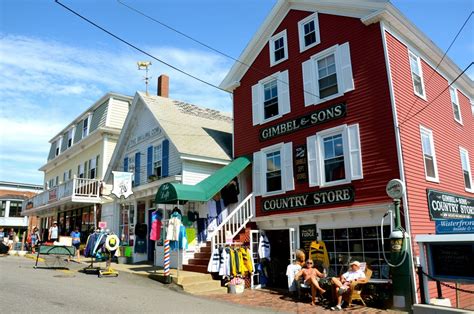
[
  {"xmin": 23, "ymin": 177, "xmax": 101, "ymax": 212},
  {"xmin": 209, "ymin": 193, "xmax": 254, "ymax": 250}
]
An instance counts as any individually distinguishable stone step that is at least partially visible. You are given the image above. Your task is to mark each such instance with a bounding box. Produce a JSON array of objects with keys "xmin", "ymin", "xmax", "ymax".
[
  {"xmin": 195, "ymin": 287, "xmax": 228, "ymax": 295},
  {"xmin": 181, "ymin": 279, "xmax": 223, "ymax": 294},
  {"xmin": 173, "ymin": 272, "xmax": 213, "ymax": 286},
  {"xmin": 182, "ymin": 264, "xmax": 208, "ymax": 273},
  {"xmin": 187, "ymin": 258, "xmax": 209, "ymax": 266}
]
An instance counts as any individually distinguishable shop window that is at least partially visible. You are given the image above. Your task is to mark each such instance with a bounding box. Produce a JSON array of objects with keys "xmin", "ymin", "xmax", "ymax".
[
  {"xmin": 269, "ymin": 30, "xmax": 288, "ymax": 66},
  {"xmin": 251, "ymin": 70, "xmax": 290, "ymax": 125},
  {"xmin": 307, "ymin": 124, "xmax": 362, "ymax": 187},
  {"xmin": 460, "ymin": 147, "xmax": 473, "ymax": 192},
  {"xmin": 298, "ymin": 13, "xmax": 320, "ymax": 52},
  {"xmin": 302, "ymin": 42, "xmax": 354, "ymax": 106},
  {"xmin": 449, "ymin": 87, "xmax": 462, "ymax": 124},
  {"xmin": 321, "ymin": 225, "xmax": 391, "ymax": 279},
  {"xmin": 408, "ymin": 51, "xmax": 426, "ymax": 99},
  {"xmin": 420, "ymin": 126, "xmax": 438, "ymax": 182},
  {"xmin": 253, "ymin": 142, "xmax": 294, "ymax": 196}
]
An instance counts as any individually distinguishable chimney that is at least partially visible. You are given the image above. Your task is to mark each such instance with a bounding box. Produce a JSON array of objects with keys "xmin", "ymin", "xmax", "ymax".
[{"xmin": 157, "ymin": 74, "xmax": 169, "ymax": 97}]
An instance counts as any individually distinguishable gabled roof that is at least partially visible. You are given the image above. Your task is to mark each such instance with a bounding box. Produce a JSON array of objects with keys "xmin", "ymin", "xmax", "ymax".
[
  {"xmin": 220, "ymin": 0, "xmax": 473, "ymax": 97},
  {"xmin": 104, "ymin": 92, "xmax": 233, "ymax": 183}
]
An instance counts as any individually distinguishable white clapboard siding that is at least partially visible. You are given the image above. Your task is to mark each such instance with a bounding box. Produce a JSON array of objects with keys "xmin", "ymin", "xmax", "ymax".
[
  {"xmin": 182, "ymin": 160, "xmax": 222, "ymax": 185},
  {"xmin": 107, "ymin": 97, "xmax": 130, "ymax": 129}
]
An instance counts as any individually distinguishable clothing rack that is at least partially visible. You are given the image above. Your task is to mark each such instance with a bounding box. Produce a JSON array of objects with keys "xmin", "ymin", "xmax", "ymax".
[{"xmin": 82, "ymin": 231, "xmax": 119, "ymax": 277}]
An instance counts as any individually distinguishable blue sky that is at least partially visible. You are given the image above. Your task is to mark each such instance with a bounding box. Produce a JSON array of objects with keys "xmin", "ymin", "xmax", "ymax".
[{"xmin": 0, "ymin": 0, "xmax": 472, "ymax": 185}]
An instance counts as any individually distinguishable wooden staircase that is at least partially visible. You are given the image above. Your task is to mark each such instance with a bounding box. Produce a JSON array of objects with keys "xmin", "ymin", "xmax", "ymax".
[{"xmin": 182, "ymin": 242, "xmax": 212, "ymax": 273}]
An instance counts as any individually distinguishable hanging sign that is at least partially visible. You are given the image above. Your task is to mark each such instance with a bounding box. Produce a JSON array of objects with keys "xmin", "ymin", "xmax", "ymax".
[
  {"xmin": 427, "ymin": 189, "xmax": 474, "ymax": 220},
  {"xmin": 259, "ymin": 103, "xmax": 346, "ymax": 141},
  {"xmin": 48, "ymin": 188, "xmax": 57, "ymax": 202},
  {"xmin": 262, "ymin": 186, "xmax": 354, "ymax": 212},
  {"xmin": 98, "ymin": 221, "xmax": 107, "ymax": 229},
  {"xmin": 112, "ymin": 171, "xmax": 134, "ymax": 199},
  {"xmin": 435, "ymin": 219, "xmax": 474, "ymax": 234},
  {"xmin": 294, "ymin": 144, "xmax": 308, "ymax": 183}
]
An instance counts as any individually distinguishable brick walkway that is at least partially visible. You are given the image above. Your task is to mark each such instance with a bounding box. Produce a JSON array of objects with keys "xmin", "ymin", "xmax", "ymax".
[{"xmin": 203, "ymin": 288, "xmax": 406, "ymax": 314}]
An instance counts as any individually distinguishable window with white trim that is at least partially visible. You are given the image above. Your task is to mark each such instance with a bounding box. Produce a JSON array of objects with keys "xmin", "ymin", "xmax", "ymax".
[
  {"xmin": 302, "ymin": 43, "xmax": 354, "ymax": 106},
  {"xmin": 78, "ymin": 163, "xmax": 84, "ymax": 178},
  {"xmin": 253, "ymin": 142, "xmax": 294, "ymax": 196},
  {"xmin": 55, "ymin": 137, "xmax": 62, "ymax": 156},
  {"xmin": 82, "ymin": 115, "xmax": 90, "ymax": 138},
  {"xmin": 63, "ymin": 170, "xmax": 69, "ymax": 182},
  {"xmin": 408, "ymin": 51, "xmax": 425, "ymax": 99},
  {"xmin": 251, "ymin": 71, "xmax": 290, "ymax": 125},
  {"xmin": 420, "ymin": 126, "xmax": 438, "ymax": 182},
  {"xmin": 269, "ymin": 30, "xmax": 288, "ymax": 66},
  {"xmin": 460, "ymin": 148, "xmax": 473, "ymax": 192},
  {"xmin": 67, "ymin": 127, "xmax": 74, "ymax": 148},
  {"xmin": 307, "ymin": 124, "xmax": 362, "ymax": 187},
  {"xmin": 298, "ymin": 13, "xmax": 320, "ymax": 52},
  {"xmin": 89, "ymin": 156, "xmax": 98, "ymax": 179},
  {"xmin": 55, "ymin": 176, "xmax": 59, "ymax": 187},
  {"xmin": 153, "ymin": 144, "xmax": 163, "ymax": 178},
  {"xmin": 449, "ymin": 87, "xmax": 462, "ymax": 124}
]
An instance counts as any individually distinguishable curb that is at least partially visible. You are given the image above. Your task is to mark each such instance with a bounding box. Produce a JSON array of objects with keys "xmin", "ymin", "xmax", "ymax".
[{"xmin": 25, "ymin": 254, "xmax": 44, "ymax": 262}]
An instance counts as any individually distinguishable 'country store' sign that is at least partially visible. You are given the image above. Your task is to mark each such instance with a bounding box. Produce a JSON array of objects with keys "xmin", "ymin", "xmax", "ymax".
[
  {"xmin": 427, "ymin": 189, "xmax": 474, "ymax": 220},
  {"xmin": 262, "ymin": 186, "xmax": 354, "ymax": 212}
]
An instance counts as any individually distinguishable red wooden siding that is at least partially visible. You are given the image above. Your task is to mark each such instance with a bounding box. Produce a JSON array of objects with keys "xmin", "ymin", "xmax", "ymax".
[
  {"xmin": 233, "ymin": 10, "xmax": 399, "ymax": 217},
  {"xmin": 386, "ymin": 31, "xmax": 474, "ymax": 309}
]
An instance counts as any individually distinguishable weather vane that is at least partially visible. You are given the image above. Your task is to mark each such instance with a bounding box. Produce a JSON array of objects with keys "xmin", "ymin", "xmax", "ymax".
[{"xmin": 137, "ymin": 61, "xmax": 152, "ymax": 95}]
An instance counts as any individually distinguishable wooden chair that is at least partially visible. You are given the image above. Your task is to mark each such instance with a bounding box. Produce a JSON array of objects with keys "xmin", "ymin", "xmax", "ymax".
[{"xmin": 343, "ymin": 263, "xmax": 372, "ymax": 306}]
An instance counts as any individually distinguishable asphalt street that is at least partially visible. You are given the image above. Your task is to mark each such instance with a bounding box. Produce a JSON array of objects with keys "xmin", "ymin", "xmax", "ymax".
[{"xmin": 0, "ymin": 256, "xmax": 272, "ymax": 313}]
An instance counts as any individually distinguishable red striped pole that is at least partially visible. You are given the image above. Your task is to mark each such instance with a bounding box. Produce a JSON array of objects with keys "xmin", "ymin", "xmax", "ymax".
[{"xmin": 163, "ymin": 239, "xmax": 171, "ymax": 284}]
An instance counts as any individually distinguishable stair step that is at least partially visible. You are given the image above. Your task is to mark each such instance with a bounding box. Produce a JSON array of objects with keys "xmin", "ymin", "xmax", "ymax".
[
  {"xmin": 194, "ymin": 252, "xmax": 211, "ymax": 259},
  {"xmin": 174, "ymin": 272, "xmax": 214, "ymax": 286},
  {"xmin": 181, "ymin": 280, "xmax": 222, "ymax": 294},
  {"xmin": 187, "ymin": 258, "xmax": 209, "ymax": 266},
  {"xmin": 195, "ymin": 287, "xmax": 228, "ymax": 295},
  {"xmin": 182, "ymin": 264, "xmax": 208, "ymax": 273},
  {"xmin": 200, "ymin": 246, "xmax": 211, "ymax": 253}
]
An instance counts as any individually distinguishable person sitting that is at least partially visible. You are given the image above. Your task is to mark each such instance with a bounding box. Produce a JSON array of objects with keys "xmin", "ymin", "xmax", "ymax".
[
  {"xmin": 330, "ymin": 261, "xmax": 367, "ymax": 311},
  {"xmin": 295, "ymin": 259, "xmax": 326, "ymax": 305},
  {"xmin": 286, "ymin": 249, "xmax": 306, "ymax": 298}
]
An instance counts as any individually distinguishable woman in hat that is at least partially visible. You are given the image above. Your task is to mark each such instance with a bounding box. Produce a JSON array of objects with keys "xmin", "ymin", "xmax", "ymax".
[{"xmin": 30, "ymin": 226, "xmax": 41, "ymax": 254}]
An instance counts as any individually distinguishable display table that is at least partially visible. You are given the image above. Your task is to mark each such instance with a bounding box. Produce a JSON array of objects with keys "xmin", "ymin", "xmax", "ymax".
[{"xmin": 34, "ymin": 244, "xmax": 76, "ymax": 269}]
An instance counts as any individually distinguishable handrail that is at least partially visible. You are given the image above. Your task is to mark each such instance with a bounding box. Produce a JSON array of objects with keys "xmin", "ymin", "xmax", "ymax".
[{"xmin": 209, "ymin": 193, "xmax": 254, "ymax": 250}]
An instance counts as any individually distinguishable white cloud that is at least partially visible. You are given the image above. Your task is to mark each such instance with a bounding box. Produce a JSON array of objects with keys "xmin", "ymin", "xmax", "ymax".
[{"xmin": 0, "ymin": 34, "xmax": 233, "ymax": 183}]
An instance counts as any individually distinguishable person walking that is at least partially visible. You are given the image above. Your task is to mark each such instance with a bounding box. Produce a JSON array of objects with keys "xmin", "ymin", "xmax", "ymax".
[
  {"xmin": 30, "ymin": 226, "xmax": 41, "ymax": 254},
  {"xmin": 70, "ymin": 226, "xmax": 81, "ymax": 262}
]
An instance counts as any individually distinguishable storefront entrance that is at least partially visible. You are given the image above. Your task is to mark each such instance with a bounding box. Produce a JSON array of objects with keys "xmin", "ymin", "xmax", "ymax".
[{"xmin": 265, "ymin": 229, "xmax": 292, "ymax": 289}]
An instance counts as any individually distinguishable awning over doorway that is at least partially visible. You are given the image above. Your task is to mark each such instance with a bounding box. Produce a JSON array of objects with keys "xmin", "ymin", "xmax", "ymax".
[{"xmin": 155, "ymin": 156, "xmax": 251, "ymax": 204}]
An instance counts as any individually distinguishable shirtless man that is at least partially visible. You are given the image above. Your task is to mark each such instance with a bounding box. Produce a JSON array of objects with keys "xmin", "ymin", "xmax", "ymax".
[{"xmin": 296, "ymin": 259, "xmax": 326, "ymax": 305}]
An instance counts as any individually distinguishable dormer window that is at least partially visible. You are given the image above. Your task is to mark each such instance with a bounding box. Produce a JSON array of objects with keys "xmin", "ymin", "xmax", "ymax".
[
  {"xmin": 82, "ymin": 116, "xmax": 89, "ymax": 138},
  {"xmin": 269, "ymin": 30, "xmax": 288, "ymax": 66},
  {"xmin": 67, "ymin": 127, "xmax": 74, "ymax": 148},
  {"xmin": 55, "ymin": 137, "xmax": 62, "ymax": 156}
]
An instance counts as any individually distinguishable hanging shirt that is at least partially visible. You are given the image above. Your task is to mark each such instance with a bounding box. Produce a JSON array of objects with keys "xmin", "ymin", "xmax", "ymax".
[
  {"xmin": 150, "ymin": 211, "xmax": 162, "ymax": 241},
  {"xmin": 309, "ymin": 240, "xmax": 330, "ymax": 269},
  {"xmin": 286, "ymin": 264, "xmax": 302, "ymax": 292},
  {"xmin": 207, "ymin": 246, "xmax": 220, "ymax": 273},
  {"xmin": 166, "ymin": 216, "xmax": 182, "ymax": 241},
  {"xmin": 258, "ymin": 234, "xmax": 271, "ymax": 260}
]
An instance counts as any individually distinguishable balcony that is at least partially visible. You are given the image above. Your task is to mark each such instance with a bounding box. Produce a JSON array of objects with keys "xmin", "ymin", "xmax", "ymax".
[{"xmin": 23, "ymin": 177, "xmax": 102, "ymax": 215}]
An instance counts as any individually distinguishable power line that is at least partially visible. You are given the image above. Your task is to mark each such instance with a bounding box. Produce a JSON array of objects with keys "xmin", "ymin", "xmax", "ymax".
[
  {"xmin": 55, "ymin": 0, "xmax": 230, "ymax": 94},
  {"xmin": 400, "ymin": 11, "xmax": 473, "ymax": 124},
  {"xmin": 399, "ymin": 62, "xmax": 473, "ymax": 127},
  {"xmin": 116, "ymin": 0, "xmax": 322, "ymax": 100}
]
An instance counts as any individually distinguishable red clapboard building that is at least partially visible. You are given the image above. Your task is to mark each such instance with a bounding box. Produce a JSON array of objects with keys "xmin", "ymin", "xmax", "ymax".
[{"xmin": 220, "ymin": 0, "xmax": 473, "ymax": 309}]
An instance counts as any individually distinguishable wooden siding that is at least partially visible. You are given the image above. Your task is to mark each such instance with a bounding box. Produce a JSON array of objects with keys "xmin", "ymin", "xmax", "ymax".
[
  {"xmin": 386, "ymin": 31, "xmax": 474, "ymax": 308},
  {"xmin": 116, "ymin": 101, "xmax": 181, "ymax": 186},
  {"xmin": 73, "ymin": 120, "xmax": 83, "ymax": 144},
  {"xmin": 182, "ymin": 160, "xmax": 221, "ymax": 185},
  {"xmin": 107, "ymin": 97, "xmax": 130, "ymax": 129},
  {"xmin": 233, "ymin": 10, "xmax": 398, "ymax": 217},
  {"xmin": 90, "ymin": 100, "xmax": 108, "ymax": 132}
]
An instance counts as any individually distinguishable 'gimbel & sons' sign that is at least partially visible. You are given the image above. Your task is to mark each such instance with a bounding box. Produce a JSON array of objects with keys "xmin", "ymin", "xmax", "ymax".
[
  {"xmin": 262, "ymin": 186, "xmax": 354, "ymax": 212},
  {"xmin": 427, "ymin": 189, "xmax": 474, "ymax": 220},
  {"xmin": 259, "ymin": 103, "xmax": 346, "ymax": 141}
]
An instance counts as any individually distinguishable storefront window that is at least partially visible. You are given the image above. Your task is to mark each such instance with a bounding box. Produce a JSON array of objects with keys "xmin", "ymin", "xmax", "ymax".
[
  {"xmin": 0, "ymin": 201, "xmax": 6, "ymax": 217},
  {"xmin": 322, "ymin": 225, "xmax": 391, "ymax": 279}
]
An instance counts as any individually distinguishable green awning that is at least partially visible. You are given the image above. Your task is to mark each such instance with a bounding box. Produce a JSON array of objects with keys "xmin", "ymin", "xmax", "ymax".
[{"xmin": 155, "ymin": 156, "xmax": 251, "ymax": 204}]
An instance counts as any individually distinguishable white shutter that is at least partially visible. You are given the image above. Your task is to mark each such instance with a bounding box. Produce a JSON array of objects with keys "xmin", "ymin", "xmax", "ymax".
[
  {"xmin": 252, "ymin": 151, "xmax": 263, "ymax": 196},
  {"xmin": 283, "ymin": 142, "xmax": 295, "ymax": 191},
  {"xmin": 252, "ymin": 83, "xmax": 261, "ymax": 125},
  {"xmin": 347, "ymin": 124, "xmax": 363, "ymax": 180},
  {"xmin": 338, "ymin": 42, "xmax": 354, "ymax": 93},
  {"xmin": 302, "ymin": 59, "xmax": 316, "ymax": 106},
  {"xmin": 306, "ymin": 135, "xmax": 320, "ymax": 187},
  {"xmin": 278, "ymin": 70, "xmax": 291, "ymax": 115}
]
